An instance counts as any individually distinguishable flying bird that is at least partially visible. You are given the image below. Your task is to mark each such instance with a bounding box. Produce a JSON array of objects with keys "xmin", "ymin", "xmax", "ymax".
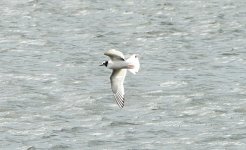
[{"xmin": 100, "ymin": 49, "xmax": 140, "ymax": 108}]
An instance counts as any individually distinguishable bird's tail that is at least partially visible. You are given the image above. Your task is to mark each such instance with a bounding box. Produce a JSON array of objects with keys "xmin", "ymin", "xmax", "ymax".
[{"xmin": 126, "ymin": 54, "xmax": 140, "ymax": 74}]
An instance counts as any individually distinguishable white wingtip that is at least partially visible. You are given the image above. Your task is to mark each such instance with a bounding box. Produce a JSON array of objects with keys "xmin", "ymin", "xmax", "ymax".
[{"xmin": 126, "ymin": 54, "xmax": 140, "ymax": 74}]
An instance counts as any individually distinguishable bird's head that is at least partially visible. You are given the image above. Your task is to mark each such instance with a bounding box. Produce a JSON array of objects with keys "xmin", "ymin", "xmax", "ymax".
[{"xmin": 100, "ymin": 61, "xmax": 108, "ymax": 67}]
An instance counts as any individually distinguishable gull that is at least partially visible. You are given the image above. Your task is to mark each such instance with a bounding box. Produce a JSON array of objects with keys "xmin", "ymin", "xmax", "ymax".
[{"xmin": 100, "ymin": 49, "xmax": 140, "ymax": 108}]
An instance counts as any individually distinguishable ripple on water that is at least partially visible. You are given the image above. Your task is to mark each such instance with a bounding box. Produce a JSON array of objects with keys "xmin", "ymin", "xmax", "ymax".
[{"xmin": 160, "ymin": 81, "xmax": 188, "ymax": 88}]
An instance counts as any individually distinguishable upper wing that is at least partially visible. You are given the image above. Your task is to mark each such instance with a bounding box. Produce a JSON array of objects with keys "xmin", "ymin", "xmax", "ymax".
[
  {"xmin": 104, "ymin": 49, "xmax": 125, "ymax": 61},
  {"xmin": 110, "ymin": 69, "xmax": 127, "ymax": 108}
]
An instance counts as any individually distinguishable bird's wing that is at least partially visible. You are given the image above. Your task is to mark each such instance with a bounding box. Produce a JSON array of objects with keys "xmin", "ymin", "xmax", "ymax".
[
  {"xmin": 110, "ymin": 69, "xmax": 127, "ymax": 108},
  {"xmin": 104, "ymin": 49, "xmax": 125, "ymax": 61}
]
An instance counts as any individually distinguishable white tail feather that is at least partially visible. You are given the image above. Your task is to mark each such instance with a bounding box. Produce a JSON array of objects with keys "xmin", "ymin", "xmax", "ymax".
[{"xmin": 126, "ymin": 54, "xmax": 140, "ymax": 74}]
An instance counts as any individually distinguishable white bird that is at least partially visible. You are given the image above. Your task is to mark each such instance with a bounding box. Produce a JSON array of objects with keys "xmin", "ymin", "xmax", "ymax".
[{"xmin": 100, "ymin": 49, "xmax": 140, "ymax": 108}]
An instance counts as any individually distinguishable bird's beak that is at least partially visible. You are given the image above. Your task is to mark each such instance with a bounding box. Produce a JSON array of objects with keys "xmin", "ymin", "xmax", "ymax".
[{"xmin": 99, "ymin": 64, "xmax": 104, "ymax": 66}]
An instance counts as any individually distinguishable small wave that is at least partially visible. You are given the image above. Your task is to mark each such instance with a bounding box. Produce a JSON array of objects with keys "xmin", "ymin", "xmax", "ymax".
[
  {"xmin": 160, "ymin": 81, "xmax": 187, "ymax": 88},
  {"xmin": 178, "ymin": 67, "xmax": 193, "ymax": 71},
  {"xmin": 215, "ymin": 56, "xmax": 243, "ymax": 64},
  {"xmin": 145, "ymin": 90, "xmax": 163, "ymax": 94},
  {"xmin": 19, "ymin": 40, "xmax": 46, "ymax": 46},
  {"xmin": 110, "ymin": 121, "xmax": 139, "ymax": 127}
]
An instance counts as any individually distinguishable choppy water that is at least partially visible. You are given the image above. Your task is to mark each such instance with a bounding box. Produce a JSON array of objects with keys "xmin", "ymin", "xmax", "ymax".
[{"xmin": 1, "ymin": 0, "xmax": 246, "ymax": 149}]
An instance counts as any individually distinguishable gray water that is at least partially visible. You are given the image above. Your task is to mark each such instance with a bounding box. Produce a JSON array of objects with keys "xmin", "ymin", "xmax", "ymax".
[{"xmin": 0, "ymin": 0, "xmax": 246, "ymax": 149}]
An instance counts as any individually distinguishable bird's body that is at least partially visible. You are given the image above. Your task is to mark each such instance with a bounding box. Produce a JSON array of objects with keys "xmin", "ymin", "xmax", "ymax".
[
  {"xmin": 100, "ymin": 49, "xmax": 140, "ymax": 108},
  {"xmin": 107, "ymin": 60, "xmax": 129, "ymax": 70}
]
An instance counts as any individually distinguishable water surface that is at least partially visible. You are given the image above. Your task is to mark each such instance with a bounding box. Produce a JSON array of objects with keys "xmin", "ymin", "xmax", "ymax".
[{"xmin": 0, "ymin": 0, "xmax": 246, "ymax": 149}]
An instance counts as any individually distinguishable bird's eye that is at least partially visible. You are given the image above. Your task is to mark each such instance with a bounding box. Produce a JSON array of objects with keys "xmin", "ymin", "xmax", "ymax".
[{"xmin": 135, "ymin": 55, "xmax": 137, "ymax": 58}]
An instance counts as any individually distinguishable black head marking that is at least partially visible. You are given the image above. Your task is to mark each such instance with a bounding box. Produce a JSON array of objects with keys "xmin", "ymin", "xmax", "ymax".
[{"xmin": 104, "ymin": 61, "xmax": 108, "ymax": 67}]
